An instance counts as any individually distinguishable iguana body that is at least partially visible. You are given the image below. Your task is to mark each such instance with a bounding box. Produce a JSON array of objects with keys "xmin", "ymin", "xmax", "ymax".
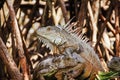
[{"xmin": 34, "ymin": 25, "xmax": 103, "ymax": 80}]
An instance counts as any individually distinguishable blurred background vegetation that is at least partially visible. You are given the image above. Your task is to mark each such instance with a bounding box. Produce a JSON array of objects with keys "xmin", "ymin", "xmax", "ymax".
[{"xmin": 0, "ymin": 0, "xmax": 120, "ymax": 80}]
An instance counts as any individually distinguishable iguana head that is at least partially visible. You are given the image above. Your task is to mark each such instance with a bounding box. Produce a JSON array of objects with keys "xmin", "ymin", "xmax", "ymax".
[
  {"xmin": 108, "ymin": 57, "xmax": 120, "ymax": 71},
  {"xmin": 36, "ymin": 26, "xmax": 69, "ymax": 46},
  {"xmin": 36, "ymin": 25, "xmax": 88, "ymax": 53},
  {"xmin": 36, "ymin": 26, "xmax": 73, "ymax": 54}
]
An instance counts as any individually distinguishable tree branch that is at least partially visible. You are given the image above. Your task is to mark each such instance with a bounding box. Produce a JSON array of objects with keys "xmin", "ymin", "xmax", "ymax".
[
  {"xmin": 58, "ymin": 0, "xmax": 69, "ymax": 23},
  {"xmin": 6, "ymin": 0, "xmax": 29, "ymax": 80},
  {"xmin": 115, "ymin": 0, "xmax": 120, "ymax": 56},
  {"xmin": 0, "ymin": 37, "xmax": 23, "ymax": 80}
]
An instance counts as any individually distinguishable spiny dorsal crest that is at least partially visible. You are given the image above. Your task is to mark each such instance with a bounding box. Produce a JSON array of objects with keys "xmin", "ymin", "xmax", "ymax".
[{"xmin": 63, "ymin": 21, "xmax": 90, "ymax": 45}]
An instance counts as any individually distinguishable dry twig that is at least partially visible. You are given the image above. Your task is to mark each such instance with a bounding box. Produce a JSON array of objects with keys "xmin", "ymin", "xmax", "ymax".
[
  {"xmin": 0, "ymin": 37, "xmax": 23, "ymax": 80},
  {"xmin": 6, "ymin": 0, "xmax": 29, "ymax": 80},
  {"xmin": 58, "ymin": 0, "xmax": 69, "ymax": 23},
  {"xmin": 115, "ymin": 0, "xmax": 120, "ymax": 56}
]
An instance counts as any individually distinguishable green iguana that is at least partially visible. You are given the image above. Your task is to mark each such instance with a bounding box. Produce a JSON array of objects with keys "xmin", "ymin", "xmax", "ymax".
[
  {"xmin": 96, "ymin": 57, "xmax": 120, "ymax": 80},
  {"xmin": 108, "ymin": 57, "xmax": 120, "ymax": 71},
  {"xmin": 33, "ymin": 25, "xmax": 104, "ymax": 80}
]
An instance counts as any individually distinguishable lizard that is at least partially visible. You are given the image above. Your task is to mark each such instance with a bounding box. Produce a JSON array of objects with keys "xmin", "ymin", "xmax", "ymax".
[
  {"xmin": 33, "ymin": 25, "xmax": 104, "ymax": 80},
  {"xmin": 95, "ymin": 57, "xmax": 120, "ymax": 80},
  {"xmin": 108, "ymin": 57, "xmax": 120, "ymax": 71}
]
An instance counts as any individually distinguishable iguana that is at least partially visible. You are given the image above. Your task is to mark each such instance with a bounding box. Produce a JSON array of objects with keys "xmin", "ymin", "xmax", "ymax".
[
  {"xmin": 108, "ymin": 57, "xmax": 120, "ymax": 71},
  {"xmin": 33, "ymin": 25, "xmax": 104, "ymax": 80},
  {"xmin": 96, "ymin": 57, "xmax": 120, "ymax": 80}
]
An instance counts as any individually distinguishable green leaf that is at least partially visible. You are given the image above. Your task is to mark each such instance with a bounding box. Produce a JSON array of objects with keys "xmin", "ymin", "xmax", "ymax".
[{"xmin": 95, "ymin": 71, "xmax": 120, "ymax": 80}]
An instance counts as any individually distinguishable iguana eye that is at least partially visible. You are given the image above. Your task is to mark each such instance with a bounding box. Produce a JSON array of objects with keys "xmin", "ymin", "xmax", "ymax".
[
  {"xmin": 113, "ymin": 60, "xmax": 118, "ymax": 64},
  {"xmin": 72, "ymin": 26, "xmax": 76, "ymax": 30}
]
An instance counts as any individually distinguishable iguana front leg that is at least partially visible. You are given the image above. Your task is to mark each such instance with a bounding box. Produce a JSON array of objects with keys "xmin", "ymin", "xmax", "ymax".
[
  {"xmin": 55, "ymin": 61, "xmax": 99, "ymax": 80},
  {"xmin": 55, "ymin": 63, "xmax": 85, "ymax": 80},
  {"xmin": 79, "ymin": 62, "xmax": 93, "ymax": 80}
]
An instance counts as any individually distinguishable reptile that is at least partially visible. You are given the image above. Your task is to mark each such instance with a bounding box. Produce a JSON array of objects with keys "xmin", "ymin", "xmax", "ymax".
[
  {"xmin": 33, "ymin": 25, "xmax": 104, "ymax": 80},
  {"xmin": 95, "ymin": 57, "xmax": 120, "ymax": 80},
  {"xmin": 108, "ymin": 57, "xmax": 120, "ymax": 71}
]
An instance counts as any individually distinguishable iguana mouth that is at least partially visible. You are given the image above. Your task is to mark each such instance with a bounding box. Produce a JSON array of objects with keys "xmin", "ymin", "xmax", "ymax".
[
  {"xmin": 37, "ymin": 35, "xmax": 60, "ymax": 56},
  {"xmin": 31, "ymin": 36, "xmax": 59, "ymax": 68}
]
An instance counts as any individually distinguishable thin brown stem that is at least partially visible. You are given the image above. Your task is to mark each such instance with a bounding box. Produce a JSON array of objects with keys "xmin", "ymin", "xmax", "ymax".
[
  {"xmin": 100, "ymin": 14, "xmax": 116, "ymax": 34},
  {"xmin": 0, "ymin": 37, "xmax": 23, "ymax": 80},
  {"xmin": 58, "ymin": 0, "xmax": 69, "ymax": 23},
  {"xmin": 6, "ymin": 0, "xmax": 29, "ymax": 80},
  {"xmin": 115, "ymin": 0, "xmax": 120, "ymax": 56}
]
